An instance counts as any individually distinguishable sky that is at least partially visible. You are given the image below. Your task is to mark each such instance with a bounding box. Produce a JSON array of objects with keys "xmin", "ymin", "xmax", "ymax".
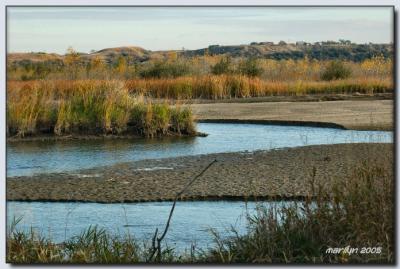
[{"xmin": 7, "ymin": 7, "xmax": 394, "ymax": 54}]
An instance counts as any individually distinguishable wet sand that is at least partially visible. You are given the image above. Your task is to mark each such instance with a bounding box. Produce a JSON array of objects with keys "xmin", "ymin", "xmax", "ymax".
[
  {"xmin": 7, "ymin": 143, "xmax": 393, "ymax": 203},
  {"xmin": 191, "ymin": 99, "xmax": 393, "ymax": 131}
]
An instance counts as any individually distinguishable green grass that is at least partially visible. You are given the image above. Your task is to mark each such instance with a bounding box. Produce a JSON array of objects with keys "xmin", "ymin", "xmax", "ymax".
[{"xmin": 7, "ymin": 161, "xmax": 394, "ymax": 264}]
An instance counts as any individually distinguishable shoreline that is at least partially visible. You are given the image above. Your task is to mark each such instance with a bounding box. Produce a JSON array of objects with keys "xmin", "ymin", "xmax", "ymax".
[
  {"xmin": 6, "ymin": 117, "xmax": 392, "ymax": 142},
  {"xmin": 197, "ymin": 119, "xmax": 347, "ymax": 130},
  {"xmin": 7, "ymin": 143, "xmax": 393, "ymax": 203},
  {"xmin": 6, "ymin": 131, "xmax": 208, "ymax": 143},
  {"xmin": 7, "ymin": 195, "xmax": 318, "ymax": 204},
  {"xmin": 191, "ymin": 99, "xmax": 393, "ymax": 131},
  {"xmin": 7, "ymin": 97, "xmax": 393, "ymax": 142}
]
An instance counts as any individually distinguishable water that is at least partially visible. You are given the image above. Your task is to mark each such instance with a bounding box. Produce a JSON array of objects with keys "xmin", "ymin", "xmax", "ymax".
[
  {"xmin": 7, "ymin": 123, "xmax": 393, "ymax": 251},
  {"xmin": 7, "ymin": 123, "xmax": 392, "ymax": 177},
  {"xmin": 7, "ymin": 201, "xmax": 290, "ymax": 251}
]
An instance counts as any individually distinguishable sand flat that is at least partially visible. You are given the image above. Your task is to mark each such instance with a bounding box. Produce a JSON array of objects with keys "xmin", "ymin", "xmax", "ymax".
[
  {"xmin": 191, "ymin": 99, "xmax": 393, "ymax": 130},
  {"xmin": 7, "ymin": 143, "xmax": 393, "ymax": 203}
]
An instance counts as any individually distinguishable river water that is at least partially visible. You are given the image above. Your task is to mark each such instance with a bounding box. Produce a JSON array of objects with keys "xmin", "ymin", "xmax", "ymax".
[
  {"xmin": 7, "ymin": 123, "xmax": 393, "ymax": 251},
  {"xmin": 7, "ymin": 123, "xmax": 392, "ymax": 177}
]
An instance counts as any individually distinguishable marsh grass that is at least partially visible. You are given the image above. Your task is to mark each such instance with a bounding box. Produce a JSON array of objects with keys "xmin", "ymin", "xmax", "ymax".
[
  {"xmin": 125, "ymin": 76, "xmax": 392, "ymax": 99},
  {"xmin": 7, "ymin": 161, "xmax": 394, "ymax": 264},
  {"xmin": 7, "ymin": 80, "xmax": 196, "ymax": 138},
  {"xmin": 203, "ymin": 162, "xmax": 394, "ymax": 264}
]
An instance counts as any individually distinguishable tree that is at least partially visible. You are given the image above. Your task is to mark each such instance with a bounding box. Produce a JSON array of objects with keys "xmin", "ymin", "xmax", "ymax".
[
  {"xmin": 64, "ymin": 46, "xmax": 81, "ymax": 79},
  {"xmin": 64, "ymin": 46, "xmax": 80, "ymax": 66},
  {"xmin": 321, "ymin": 61, "xmax": 352, "ymax": 81},
  {"xmin": 115, "ymin": 56, "xmax": 127, "ymax": 75},
  {"xmin": 238, "ymin": 58, "xmax": 263, "ymax": 77},
  {"xmin": 211, "ymin": 57, "xmax": 232, "ymax": 75}
]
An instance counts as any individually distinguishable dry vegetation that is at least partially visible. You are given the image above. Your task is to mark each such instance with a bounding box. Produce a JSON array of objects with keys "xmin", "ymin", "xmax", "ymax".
[
  {"xmin": 7, "ymin": 80, "xmax": 196, "ymax": 138},
  {"xmin": 7, "ymin": 161, "xmax": 393, "ymax": 263},
  {"xmin": 6, "ymin": 48, "xmax": 393, "ymax": 137}
]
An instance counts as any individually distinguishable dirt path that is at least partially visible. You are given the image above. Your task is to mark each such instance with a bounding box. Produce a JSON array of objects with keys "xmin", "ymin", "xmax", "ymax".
[{"xmin": 191, "ymin": 100, "xmax": 393, "ymax": 131}]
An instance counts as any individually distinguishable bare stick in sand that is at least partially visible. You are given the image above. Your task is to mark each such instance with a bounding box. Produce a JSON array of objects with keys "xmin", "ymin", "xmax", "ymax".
[{"xmin": 148, "ymin": 159, "xmax": 218, "ymax": 262}]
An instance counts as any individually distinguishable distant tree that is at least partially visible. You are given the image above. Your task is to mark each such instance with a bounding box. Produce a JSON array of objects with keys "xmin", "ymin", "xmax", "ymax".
[
  {"xmin": 64, "ymin": 46, "xmax": 81, "ymax": 79},
  {"xmin": 115, "ymin": 56, "xmax": 128, "ymax": 75},
  {"xmin": 87, "ymin": 56, "xmax": 106, "ymax": 79},
  {"xmin": 91, "ymin": 56, "xmax": 105, "ymax": 70},
  {"xmin": 139, "ymin": 59, "xmax": 190, "ymax": 79},
  {"xmin": 339, "ymin": 39, "xmax": 352, "ymax": 45},
  {"xmin": 64, "ymin": 46, "xmax": 80, "ymax": 66},
  {"xmin": 211, "ymin": 57, "xmax": 232, "ymax": 75},
  {"xmin": 321, "ymin": 60, "xmax": 352, "ymax": 81},
  {"xmin": 167, "ymin": 51, "xmax": 178, "ymax": 61},
  {"xmin": 238, "ymin": 58, "xmax": 263, "ymax": 77}
]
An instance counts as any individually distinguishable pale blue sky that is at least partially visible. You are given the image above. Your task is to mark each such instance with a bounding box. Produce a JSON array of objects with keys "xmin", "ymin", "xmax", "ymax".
[{"xmin": 7, "ymin": 7, "xmax": 393, "ymax": 54}]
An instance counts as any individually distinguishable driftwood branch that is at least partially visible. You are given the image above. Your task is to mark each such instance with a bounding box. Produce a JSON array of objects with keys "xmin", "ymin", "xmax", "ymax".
[{"xmin": 148, "ymin": 159, "xmax": 217, "ymax": 262}]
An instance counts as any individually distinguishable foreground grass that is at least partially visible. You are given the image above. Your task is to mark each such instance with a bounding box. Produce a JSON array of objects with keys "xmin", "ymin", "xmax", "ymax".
[
  {"xmin": 7, "ymin": 80, "xmax": 196, "ymax": 138},
  {"xmin": 7, "ymin": 161, "xmax": 393, "ymax": 264}
]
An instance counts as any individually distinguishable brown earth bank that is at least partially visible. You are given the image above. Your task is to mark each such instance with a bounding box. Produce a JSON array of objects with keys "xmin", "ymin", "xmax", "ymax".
[
  {"xmin": 191, "ymin": 99, "xmax": 393, "ymax": 131},
  {"xmin": 7, "ymin": 143, "xmax": 393, "ymax": 203},
  {"xmin": 186, "ymin": 92, "xmax": 393, "ymax": 104}
]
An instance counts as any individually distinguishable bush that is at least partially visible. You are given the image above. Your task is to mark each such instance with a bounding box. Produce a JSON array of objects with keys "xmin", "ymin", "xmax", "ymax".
[
  {"xmin": 140, "ymin": 60, "xmax": 191, "ymax": 78},
  {"xmin": 321, "ymin": 61, "xmax": 352, "ymax": 81},
  {"xmin": 211, "ymin": 57, "xmax": 232, "ymax": 75},
  {"xmin": 238, "ymin": 58, "xmax": 263, "ymax": 77}
]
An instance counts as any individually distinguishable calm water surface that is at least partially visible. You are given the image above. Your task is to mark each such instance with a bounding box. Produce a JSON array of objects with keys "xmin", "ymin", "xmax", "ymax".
[
  {"xmin": 7, "ymin": 123, "xmax": 392, "ymax": 177},
  {"xmin": 7, "ymin": 201, "xmax": 292, "ymax": 251}
]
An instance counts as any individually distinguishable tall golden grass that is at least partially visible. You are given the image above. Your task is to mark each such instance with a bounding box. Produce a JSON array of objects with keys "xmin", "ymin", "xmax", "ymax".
[
  {"xmin": 124, "ymin": 76, "xmax": 392, "ymax": 99},
  {"xmin": 7, "ymin": 80, "xmax": 196, "ymax": 138},
  {"xmin": 7, "ymin": 55, "xmax": 392, "ymax": 82},
  {"xmin": 6, "ymin": 56, "xmax": 393, "ymax": 136}
]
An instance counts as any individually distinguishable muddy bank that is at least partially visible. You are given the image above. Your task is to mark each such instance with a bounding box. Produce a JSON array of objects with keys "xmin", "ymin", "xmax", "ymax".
[
  {"xmin": 7, "ymin": 143, "xmax": 393, "ymax": 203},
  {"xmin": 197, "ymin": 119, "xmax": 347, "ymax": 130},
  {"xmin": 191, "ymin": 99, "xmax": 393, "ymax": 131},
  {"xmin": 6, "ymin": 131, "xmax": 208, "ymax": 143},
  {"xmin": 187, "ymin": 93, "xmax": 393, "ymax": 104}
]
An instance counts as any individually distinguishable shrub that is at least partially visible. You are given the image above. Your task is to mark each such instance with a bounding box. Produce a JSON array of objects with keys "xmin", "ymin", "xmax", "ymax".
[
  {"xmin": 238, "ymin": 58, "xmax": 263, "ymax": 77},
  {"xmin": 140, "ymin": 60, "xmax": 191, "ymax": 79},
  {"xmin": 321, "ymin": 61, "xmax": 352, "ymax": 81},
  {"xmin": 211, "ymin": 57, "xmax": 232, "ymax": 75}
]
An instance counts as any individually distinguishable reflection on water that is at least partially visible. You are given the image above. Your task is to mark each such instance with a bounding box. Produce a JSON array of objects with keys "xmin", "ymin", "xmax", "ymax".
[
  {"xmin": 7, "ymin": 123, "xmax": 392, "ymax": 176},
  {"xmin": 7, "ymin": 201, "xmax": 293, "ymax": 251}
]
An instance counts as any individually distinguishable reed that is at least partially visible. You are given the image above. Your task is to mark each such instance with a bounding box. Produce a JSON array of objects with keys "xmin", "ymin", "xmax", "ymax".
[
  {"xmin": 7, "ymin": 80, "xmax": 197, "ymax": 138},
  {"xmin": 124, "ymin": 76, "xmax": 392, "ymax": 99},
  {"xmin": 203, "ymin": 161, "xmax": 393, "ymax": 263}
]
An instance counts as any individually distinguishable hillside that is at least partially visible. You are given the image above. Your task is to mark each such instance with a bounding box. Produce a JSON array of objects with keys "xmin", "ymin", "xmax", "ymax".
[{"xmin": 7, "ymin": 41, "xmax": 393, "ymax": 67}]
